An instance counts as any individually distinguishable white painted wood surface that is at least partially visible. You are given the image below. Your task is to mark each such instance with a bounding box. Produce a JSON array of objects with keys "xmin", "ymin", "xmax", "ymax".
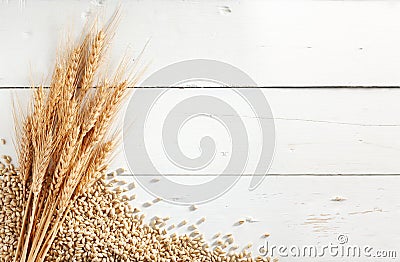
[
  {"xmin": 2, "ymin": 88, "xmax": 400, "ymax": 175},
  {"xmin": 1, "ymin": 1, "xmax": 400, "ymax": 261},
  {"xmin": 2, "ymin": 0, "xmax": 400, "ymax": 86},
  {"xmin": 1, "ymin": 88, "xmax": 399, "ymax": 261}
]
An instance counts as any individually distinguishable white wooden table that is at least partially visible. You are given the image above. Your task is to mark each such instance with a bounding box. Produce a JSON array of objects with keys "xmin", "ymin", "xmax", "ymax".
[{"xmin": 0, "ymin": 1, "xmax": 399, "ymax": 261}]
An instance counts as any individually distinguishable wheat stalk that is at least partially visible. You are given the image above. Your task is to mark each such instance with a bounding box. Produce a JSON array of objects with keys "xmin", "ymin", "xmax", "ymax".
[
  {"xmin": 36, "ymin": 139, "xmax": 114, "ymax": 261},
  {"xmin": 28, "ymin": 126, "xmax": 81, "ymax": 260},
  {"xmin": 13, "ymin": 10, "xmax": 137, "ymax": 262}
]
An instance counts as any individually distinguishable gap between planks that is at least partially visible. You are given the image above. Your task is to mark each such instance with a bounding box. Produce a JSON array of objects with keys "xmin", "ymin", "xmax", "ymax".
[{"xmin": 2, "ymin": 86, "xmax": 400, "ymax": 89}]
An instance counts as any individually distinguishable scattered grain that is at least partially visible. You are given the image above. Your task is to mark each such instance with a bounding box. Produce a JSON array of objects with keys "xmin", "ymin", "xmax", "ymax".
[
  {"xmin": 152, "ymin": 197, "xmax": 162, "ymax": 203},
  {"xmin": 197, "ymin": 217, "xmax": 206, "ymax": 224},
  {"xmin": 127, "ymin": 182, "xmax": 135, "ymax": 190},
  {"xmin": 142, "ymin": 202, "xmax": 152, "ymax": 208},
  {"xmin": 129, "ymin": 194, "xmax": 136, "ymax": 201},
  {"xmin": 227, "ymin": 236, "xmax": 234, "ymax": 244},
  {"xmin": 237, "ymin": 219, "xmax": 246, "ymax": 225},
  {"xmin": 116, "ymin": 167, "xmax": 125, "ymax": 174},
  {"xmin": 0, "ymin": 158, "xmax": 271, "ymax": 262},
  {"xmin": 213, "ymin": 232, "xmax": 221, "ymax": 239},
  {"xmin": 150, "ymin": 178, "xmax": 160, "ymax": 183},
  {"xmin": 188, "ymin": 224, "xmax": 198, "ymax": 231},
  {"xmin": 178, "ymin": 220, "xmax": 187, "ymax": 227},
  {"xmin": 331, "ymin": 196, "xmax": 346, "ymax": 202}
]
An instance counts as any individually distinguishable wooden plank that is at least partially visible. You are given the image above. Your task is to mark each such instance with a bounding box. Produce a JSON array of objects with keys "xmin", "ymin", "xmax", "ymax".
[
  {"xmin": 90, "ymin": 175, "xmax": 400, "ymax": 262},
  {"xmin": 2, "ymin": 1, "xmax": 400, "ymax": 86},
  {"xmin": 1, "ymin": 88, "xmax": 400, "ymax": 175}
]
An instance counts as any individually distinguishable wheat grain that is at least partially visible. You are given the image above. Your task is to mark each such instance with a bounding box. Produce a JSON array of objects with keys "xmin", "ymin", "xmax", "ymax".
[
  {"xmin": 198, "ymin": 217, "xmax": 206, "ymax": 224},
  {"xmin": 80, "ymin": 30, "xmax": 105, "ymax": 94},
  {"xmin": 190, "ymin": 204, "xmax": 198, "ymax": 211}
]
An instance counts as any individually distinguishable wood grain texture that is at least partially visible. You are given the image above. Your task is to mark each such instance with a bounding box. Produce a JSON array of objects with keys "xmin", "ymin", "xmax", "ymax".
[
  {"xmin": 2, "ymin": 88, "xmax": 400, "ymax": 175},
  {"xmin": 121, "ymin": 175, "xmax": 400, "ymax": 262},
  {"xmin": 1, "ymin": 1, "xmax": 399, "ymax": 261},
  {"xmin": 2, "ymin": 0, "xmax": 400, "ymax": 86},
  {"xmin": 1, "ymin": 89, "xmax": 399, "ymax": 261}
]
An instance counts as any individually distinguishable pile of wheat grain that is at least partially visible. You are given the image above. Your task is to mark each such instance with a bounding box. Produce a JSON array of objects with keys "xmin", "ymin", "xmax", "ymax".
[
  {"xmin": 0, "ymin": 156, "xmax": 25, "ymax": 262},
  {"xmin": 0, "ymin": 156, "xmax": 272, "ymax": 262}
]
